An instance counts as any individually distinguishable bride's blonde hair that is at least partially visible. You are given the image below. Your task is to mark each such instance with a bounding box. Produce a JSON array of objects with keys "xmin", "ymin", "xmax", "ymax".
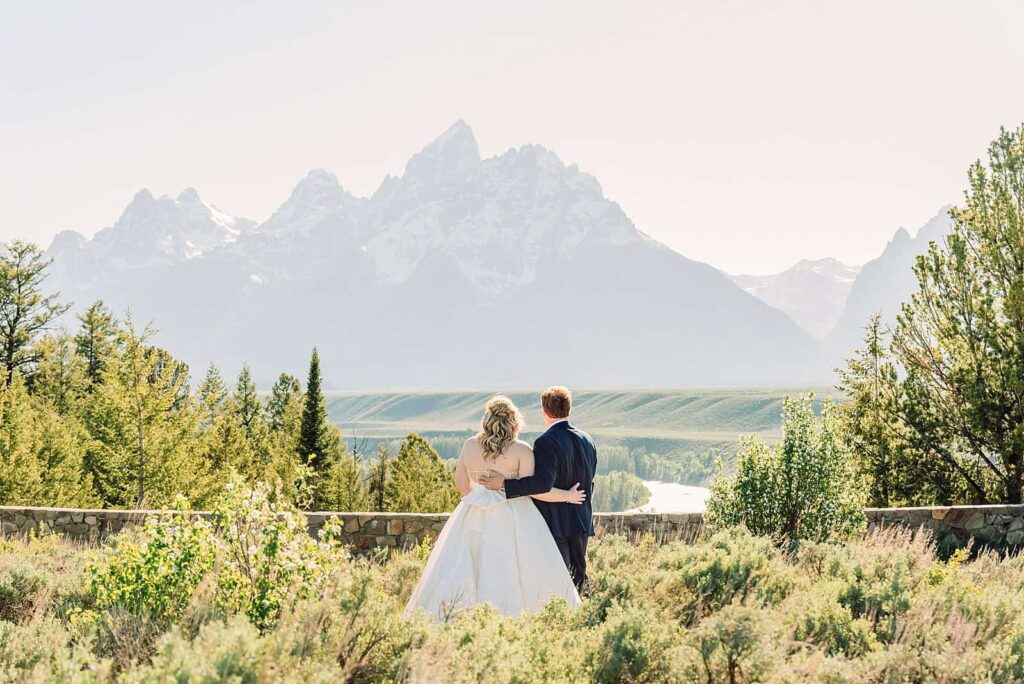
[{"xmin": 477, "ymin": 395, "xmax": 523, "ymax": 460}]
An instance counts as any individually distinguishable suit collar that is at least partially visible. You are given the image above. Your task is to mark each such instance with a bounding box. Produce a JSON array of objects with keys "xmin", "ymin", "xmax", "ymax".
[{"xmin": 546, "ymin": 419, "xmax": 571, "ymax": 432}]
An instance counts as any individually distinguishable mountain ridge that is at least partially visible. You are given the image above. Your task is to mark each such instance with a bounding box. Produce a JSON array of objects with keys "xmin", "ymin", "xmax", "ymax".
[
  {"xmin": 42, "ymin": 122, "xmax": 837, "ymax": 388},
  {"xmin": 729, "ymin": 258, "xmax": 861, "ymax": 340}
]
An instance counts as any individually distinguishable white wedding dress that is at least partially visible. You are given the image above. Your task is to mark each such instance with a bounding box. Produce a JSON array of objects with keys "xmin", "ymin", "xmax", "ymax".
[{"xmin": 404, "ymin": 474, "xmax": 581, "ymax": 620}]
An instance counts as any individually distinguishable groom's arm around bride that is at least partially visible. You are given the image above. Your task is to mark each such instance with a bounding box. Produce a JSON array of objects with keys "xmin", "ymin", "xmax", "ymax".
[{"xmin": 481, "ymin": 386, "xmax": 596, "ymax": 591}]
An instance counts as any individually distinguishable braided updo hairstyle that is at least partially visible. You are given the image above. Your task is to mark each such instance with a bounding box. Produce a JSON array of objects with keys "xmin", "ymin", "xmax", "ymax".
[{"xmin": 477, "ymin": 395, "xmax": 524, "ymax": 460}]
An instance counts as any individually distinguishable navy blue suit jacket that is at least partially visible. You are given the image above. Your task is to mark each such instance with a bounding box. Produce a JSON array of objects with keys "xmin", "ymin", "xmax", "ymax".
[{"xmin": 504, "ymin": 421, "xmax": 597, "ymax": 538}]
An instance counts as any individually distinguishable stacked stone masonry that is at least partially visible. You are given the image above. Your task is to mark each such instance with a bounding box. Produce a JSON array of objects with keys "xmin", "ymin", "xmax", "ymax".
[
  {"xmin": 7, "ymin": 505, "xmax": 1020, "ymax": 549},
  {"xmin": 0, "ymin": 507, "xmax": 706, "ymax": 548},
  {"xmin": 865, "ymin": 504, "xmax": 1024, "ymax": 547}
]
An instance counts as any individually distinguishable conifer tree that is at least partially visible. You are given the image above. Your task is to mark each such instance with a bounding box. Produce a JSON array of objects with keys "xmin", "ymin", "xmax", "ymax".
[
  {"xmin": 233, "ymin": 364, "xmax": 270, "ymax": 471},
  {"xmin": 75, "ymin": 300, "xmax": 119, "ymax": 387},
  {"xmin": 385, "ymin": 433, "xmax": 460, "ymax": 512},
  {"xmin": 193, "ymin": 363, "xmax": 255, "ymax": 483},
  {"xmin": 837, "ymin": 315, "xmax": 902, "ymax": 507},
  {"xmin": 0, "ymin": 375, "xmax": 99, "ymax": 506},
  {"xmin": 367, "ymin": 442, "xmax": 394, "ymax": 511},
  {"xmin": 81, "ymin": 320, "xmax": 209, "ymax": 507},
  {"xmin": 234, "ymin": 365, "xmax": 263, "ymax": 438},
  {"xmin": 318, "ymin": 453, "xmax": 370, "ymax": 511},
  {"xmin": 298, "ymin": 348, "xmax": 339, "ymax": 472},
  {"xmin": 0, "ymin": 240, "xmax": 71, "ymax": 384},
  {"xmin": 196, "ymin": 364, "xmax": 228, "ymax": 429},
  {"xmin": 267, "ymin": 373, "xmax": 302, "ymax": 432},
  {"xmin": 0, "ymin": 375, "xmax": 44, "ymax": 504},
  {"xmin": 262, "ymin": 373, "xmax": 306, "ymax": 500},
  {"xmin": 29, "ymin": 333, "xmax": 88, "ymax": 414}
]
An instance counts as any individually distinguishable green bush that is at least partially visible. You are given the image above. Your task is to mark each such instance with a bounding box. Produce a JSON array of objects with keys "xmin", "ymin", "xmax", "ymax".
[
  {"xmin": 707, "ymin": 395, "xmax": 865, "ymax": 543},
  {"xmin": 587, "ymin": 603, "xmax": 680, "ymax": 683},
  {"xmin": 682, "ymin": 604, "xmax": 772, "ymax": 684},
  {"xmin": 84, "ymin": 502, "xmax": 215, "ymax": 627},
  {"xmin": 654, "ymin": 528, "xmax": 798, "ymax": 625},
  {"xmin": 209, "ymin": 480, "xmax": 347, "ymax": 631},
  {"xmin": 84, "ymin": 481, "xmax": 349, "ymax": 634},
  {"xmin": 788, "ymin": 582, "xmax": 878, "ymax": 657}
]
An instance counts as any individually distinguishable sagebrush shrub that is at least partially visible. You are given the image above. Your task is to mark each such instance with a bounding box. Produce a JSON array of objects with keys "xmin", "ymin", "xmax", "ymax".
[{"xmin": 655, "ymin": 528, "xmax": 798, "ymax": 625}]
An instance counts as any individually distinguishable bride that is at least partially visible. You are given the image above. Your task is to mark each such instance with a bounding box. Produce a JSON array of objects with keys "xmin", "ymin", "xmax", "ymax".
[{"xmin": 404, "ymin": 396, "xmax": 584, "ymax": 619}]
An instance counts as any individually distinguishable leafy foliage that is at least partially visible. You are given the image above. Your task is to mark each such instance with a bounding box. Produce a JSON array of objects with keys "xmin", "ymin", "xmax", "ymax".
[
  {"xmin": 385, "ymin": 433, "xmax": 460, "ymax": 513},
  {"xmin": 0, "ymin": 240, "xmax": 71, "ymax": 384},
  {"xmin": 83, "ymin": 481, "xmax": 348, "ymax": 633},
  {"xmin": 9, "ymin": 523, "xmax": 1024, "ymax": 682},
  {"xmin": 592, "ymin": 470, "xmax": 650, "ymax": 512},
  {"xmin": 707, "ymin": 394, "xmax": 864, "ymax": 542}
]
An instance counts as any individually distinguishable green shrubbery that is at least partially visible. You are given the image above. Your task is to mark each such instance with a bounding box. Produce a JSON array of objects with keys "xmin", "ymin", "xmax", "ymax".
[
  {"xmin": 707, "ymin": 394, "xmax": 865, "ymax": 543},
  {"xmin": 83, "ymin": 480, "xmax": 347, "ymax": 633},
  {"xmin": 9, "ymin": 486, "xmax": 1024, "ymax": 681}
]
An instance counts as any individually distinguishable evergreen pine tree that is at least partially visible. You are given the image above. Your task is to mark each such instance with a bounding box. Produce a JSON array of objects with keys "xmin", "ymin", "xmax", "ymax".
[
  {"xmin": 234, "ymin": 364, "xmax": 262, "ymax": 437},
  {"xmin": 263, "ymin": 373, "xmax": 306, "ymax": 501},
  {"xmin": 0, "ymin": 375, "xmax": 44, "ymax": 504},
  {"xmin": 196, "ymin": 364, "xmax": 228, "ymax": 429},
  {"xmin": 318, "ymin": 453, "xmax": 370, "ymax": 511},
  {"xmin": 385, "ymin": 433, "xmax": 460, "ymax": 512},
  {"xmin": 298, "ymin": 348, "xmax": 339, "ymax": 472},
  {"xmin": 81, "ymin": 320, "xmax": 209, "ymax": 507},
  {"xmin": 0, "ymin": 375, "xmax": 99, "ymax": 506},
  {"xmin": 0, "ymin": 240, "xmax": 71, "ymax": 384},
  {"xmin": 367, "ymin": 442, "xmax": 394, "ymax": 511},
  {"xmin": 267, "ymin": 373, "xmax": 302, "ymax": 432},
  {"xmin": 233, "ymin": 363, "xmax": 270, "ymax": 472},
  {"xmin": 837, "ymin": 315, "xmax": 902, "ymax": 507},
  {"xmin": 74, "ymin": 301, "xmax": 119, "ymax": 387},
  {"xmin": 28, "ymin": 333, "xmax": 88, "ymax": 414}
]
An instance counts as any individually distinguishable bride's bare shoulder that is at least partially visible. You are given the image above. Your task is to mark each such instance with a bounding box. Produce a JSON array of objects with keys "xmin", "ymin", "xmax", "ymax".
[
  {"xmin": 510, "ymin": 440, "xmax": 534, "ymax": 456},
  {"xmin": 459, "ymin": 436, "xmax": 482, "ymax": 457}
]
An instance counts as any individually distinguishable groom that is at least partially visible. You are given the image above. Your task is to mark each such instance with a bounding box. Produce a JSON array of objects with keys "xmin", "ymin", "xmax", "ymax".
[{"xmin": 481, "ymin": 386, "xmax": 597, "ymax": 592}]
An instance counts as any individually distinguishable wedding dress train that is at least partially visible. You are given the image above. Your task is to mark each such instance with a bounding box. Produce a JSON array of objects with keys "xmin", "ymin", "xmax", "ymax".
[{"xmin": 404, "ymin": 480, "xmax": 581, "ymax": 620}]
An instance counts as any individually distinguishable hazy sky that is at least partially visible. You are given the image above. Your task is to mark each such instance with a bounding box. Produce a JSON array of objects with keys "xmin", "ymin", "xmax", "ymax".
[{"xmin": 3, "ymin": 0, "xmax": 1023, "ymax": 274}]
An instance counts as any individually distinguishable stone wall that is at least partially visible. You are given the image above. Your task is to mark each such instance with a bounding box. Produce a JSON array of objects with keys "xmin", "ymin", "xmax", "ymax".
[
  {"xmin": 865, "ymin": 505, "xmax": 1024, "ymax": 548},
  {"xmin": 7, "ymin": 505, "xmax": 1024, "ymax": 549},
  {"xmin": 0, "ymin": 506, "xmax": 706, "ymax": 548}
]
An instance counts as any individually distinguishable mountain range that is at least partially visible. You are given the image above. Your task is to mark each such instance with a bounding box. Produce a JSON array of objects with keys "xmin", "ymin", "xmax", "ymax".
[
  {"xmin": 41, "ymin": 121, "xmax": 951, "ymax": 388},
  {"xmin": 826, "ymin": 208, "xmax": 952, "ymax": 353},
  {"xmin": 729, "ymin": 259, "xmax": 861, "ymax": 340}
]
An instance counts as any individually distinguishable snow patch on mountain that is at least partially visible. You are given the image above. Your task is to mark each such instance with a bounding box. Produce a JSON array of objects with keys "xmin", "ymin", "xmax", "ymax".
[
  {"xmin": 56, "ymin": 187, "xmax": 254, "ymax": 270},
  {"xmin": 363, "ymin": 127, "xmax": 639, "ymax": 293}
]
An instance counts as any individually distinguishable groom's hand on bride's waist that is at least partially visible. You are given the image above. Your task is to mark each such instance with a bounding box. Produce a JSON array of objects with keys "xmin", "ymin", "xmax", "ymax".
[{"xmin": 479, "ymin": 471, "xmax": 506, "ymax": 490}]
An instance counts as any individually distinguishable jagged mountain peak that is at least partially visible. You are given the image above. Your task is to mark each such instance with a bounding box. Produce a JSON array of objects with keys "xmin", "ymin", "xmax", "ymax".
[
  {"xmin": 72, "ymin": 186, "xmax": 251, "ymax": 266},
  {"xmin": 42, "ymin": 121, "xmax": 830, "ymax": 387},
  {"xmin": 257, "ymin": 169, "xmax": 355, "ymax": 237},
  {"xmin": 392, "ymin": 121, "xmax": 482, "ymax": 200},
  {"xmin": 421, "ymin": 119, "xmax": 479, "ymax": 161},
  {"xmin": 828, "ymin": 207, "xmax": 955, "ymax": 353},
  {"xmin": 177, "ymin": 187, "xmax": 202, "ymax": 204}
]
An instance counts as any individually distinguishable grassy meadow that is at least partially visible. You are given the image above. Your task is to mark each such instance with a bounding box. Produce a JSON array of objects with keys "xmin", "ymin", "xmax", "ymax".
[{"xmin": 328, "ymin": 388, "xmax": 833, "ymax": 483}]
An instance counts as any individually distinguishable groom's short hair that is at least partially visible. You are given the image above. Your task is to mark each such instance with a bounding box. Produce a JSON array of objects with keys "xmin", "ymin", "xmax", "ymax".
[{"xmin": 541, "ymin": 386, "xmax": 572, "ymax": 419}]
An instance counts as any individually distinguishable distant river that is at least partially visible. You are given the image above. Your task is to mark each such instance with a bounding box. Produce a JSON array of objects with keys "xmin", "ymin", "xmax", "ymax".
[{"xmin": 627, "ymin": 481, "xmax": 712, "ymax": 514}]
